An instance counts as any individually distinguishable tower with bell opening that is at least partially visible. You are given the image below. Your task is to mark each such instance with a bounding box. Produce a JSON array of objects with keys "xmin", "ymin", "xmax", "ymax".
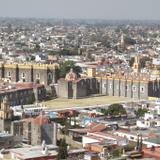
[
  {"xmin": 120, "ymin": 32, "xmax": 126, "ymax": 49},
  {"xmin": 0, "ymin": 96, "xmax": 13, "ymax": 132}
]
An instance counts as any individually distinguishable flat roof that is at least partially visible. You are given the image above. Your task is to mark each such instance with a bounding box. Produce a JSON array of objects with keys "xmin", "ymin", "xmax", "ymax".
[
  {"xmin": 0, "ymin": 132, "xmax": 13, "ymax": 138},
  {"xmin": 68, "ymin": 149, "xmax": 86, "ymax": 154},
  {"xmin": 10, "ymin": 145, "xmax": 58, "ymax": 159},
  {"xmin": 145, "ymin": 137, "xmax": 160, "ymax": 144},
  {"xmin": 116, "ymin": 128, "xmax": 160, "ymax": 138}
]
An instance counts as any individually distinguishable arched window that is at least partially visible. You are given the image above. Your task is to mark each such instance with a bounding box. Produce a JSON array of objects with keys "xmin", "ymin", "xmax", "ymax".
[
  {"xmin": 36, "ymin": 73, "xmax": 40, "ymax": 79},
  {"xmin": 81, "ymin": 81, "xmax": 84, "ymax": 86},
  {"xmin": 22, "ymin": 73, "xmax": 25, "ymax": 78},
  {"xmin": 8, "ymin": 72, "xmax": 11, "ymax": 77},
  {"xmin": 48, "ymin": 72, "xmax": 52, "ymax": 80},
  {"xmin": 132, "ymin": 85, "xmax": 136, "ymax": 92},
  {"xmin": 141, "ymin": 87, "xmax": 144, "ymax": 93}
]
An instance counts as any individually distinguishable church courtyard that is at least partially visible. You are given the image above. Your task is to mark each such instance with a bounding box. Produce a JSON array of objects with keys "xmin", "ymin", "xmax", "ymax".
[{"xmin": 41, "ymin": 96, "xmax": 136, "ymax": 110}]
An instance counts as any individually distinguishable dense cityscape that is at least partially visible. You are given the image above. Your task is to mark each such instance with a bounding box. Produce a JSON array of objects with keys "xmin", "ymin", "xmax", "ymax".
[
  {"xmin": 0, "ymin": 1, "xmax": 160, "ymax": 160},
  {"xmin": 0, "ymin": 17, "xmax": 159, "ymax": 160}
]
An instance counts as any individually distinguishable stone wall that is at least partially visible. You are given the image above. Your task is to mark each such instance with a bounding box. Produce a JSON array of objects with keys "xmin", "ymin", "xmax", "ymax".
[
  {"xmin": 4, "ymin": 67, "xmax": 18, "ymax": 82},
  {"xmin": 98, "ymin": 77, "xmax": 150, "ymax": 99},
  {"xmin": 58, "ymin": 78, "xmax": 99, "ymax": 99},
  {"xmin": 41, "ymin": 123, "xmax": 56, "ymax": 145},
  {"xmin": 31, "ymin": 124, "xmax": 41, "ymax": 145},
  {"xmin": 58, "ymin": 79, "xmax": 72, "ymax": 98},
  {"xmin": 11, "ymin": 121, "xmax": 23, "ymax": 136},
  {"xmin": 23, "ymin": 122, "xmax": 31, "ymax": 145},
  {"xmin": 0, "ymin": 63, "xmax": 59, "ymax": 85},
  {"xmin": 148, "ymin": 80, "xmax": 160, "ymax": 98},
  {"xmin": 0, "ymin": 119, "xmax": 11, "ymax": 132},
  {"xmin": 73, "ymin": 79, "xmax": 87, "ymax": 99},
  {"xmin": 19, "ymin": 67, "xmax": 33, "ymax": 82}
]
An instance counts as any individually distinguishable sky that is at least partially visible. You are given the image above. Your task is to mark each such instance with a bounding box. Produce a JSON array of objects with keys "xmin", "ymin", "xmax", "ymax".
[{"xmin": 0, "ymin": 0, "xmax": 160, "ymax": 20}]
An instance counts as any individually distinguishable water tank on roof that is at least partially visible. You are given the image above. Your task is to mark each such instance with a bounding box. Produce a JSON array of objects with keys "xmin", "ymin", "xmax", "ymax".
[
  {"xmin": 49, "ymin": 112, "xmax": 57, "ymax": 119},
  {"xmin": 8, "ymin": 85, "xmax": 12, "ymax": 89}
]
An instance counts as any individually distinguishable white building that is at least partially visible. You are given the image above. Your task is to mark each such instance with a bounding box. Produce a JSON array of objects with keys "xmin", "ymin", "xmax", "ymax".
[
  {"xmin": 136, "ymin": 112, "xmax": 160, "ymax": 129},
  {"xmin": 114, "ymin": 129, "xmax": 160, "ymax": 148},
  {"xmin": 82, "ymin": 132, "xmax": 128, "ymax": 148}
]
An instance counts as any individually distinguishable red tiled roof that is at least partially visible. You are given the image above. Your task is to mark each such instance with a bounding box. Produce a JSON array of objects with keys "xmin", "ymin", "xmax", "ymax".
[
  {"xmin": 69, "ymin": 122, "xmax": 107, "ymax": 134},
  {"xmin": 33, "ymin": 114, "xmax": 49, "ymax": 126},
  {"xmin": 22, "ymin": 118, "xmax": 34, "ymax": 123},
  {"xmin": 116, "ymin": 129, "xmax": 130, "ymax": 133},
  {"xmin": 0, "ymin": 82, "xmax": 44, "ymax": 94},
  {"xmin": 91, "ymin": 132, "xmax": 125, "ymax": 141},
  {"xmin": 84, "ymin": 135, "xmax": 104, "ymax": 142},
  {"xmin": 16, "ymin": 83, "xmax": 43, "ymax": 89},
  {"xmin": 48, "ymin": 55, "xmax": 58, "ymax": 61},
  {"xmin": 22, "ymin": 114, "xmax": 50, "ymax": 126},
  {"xmin": 88, "ymin": 123, "xmax": 107, "ymax": 133},
  {"xmin": 86, "ymin": 122, "xmax": 98, "ymax": 128},
  {"xmin": 143, "ymin": 147, "xmax": 160, "ymax": 158}
]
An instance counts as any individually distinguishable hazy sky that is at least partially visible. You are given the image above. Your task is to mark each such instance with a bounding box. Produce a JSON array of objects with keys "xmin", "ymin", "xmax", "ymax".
[{"xmin": 0, "ymin": 0, "xmax": 160, "ymax": 20}]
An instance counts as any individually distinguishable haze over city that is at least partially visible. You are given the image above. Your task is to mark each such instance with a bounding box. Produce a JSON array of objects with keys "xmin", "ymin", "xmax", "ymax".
[
  {"xmin": 0, "ymin": 0, "xmax": 160, "ymax": 20},
  {"xmin": 1, "ymin": 0, "xmax": 160, "ymax": 159}
]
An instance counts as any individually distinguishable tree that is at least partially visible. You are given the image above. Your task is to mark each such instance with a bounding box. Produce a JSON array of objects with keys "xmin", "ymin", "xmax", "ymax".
[
  {"xmin": 34, "ymin": 43, "xmax": 41, "ymax": 52},
  {"xmin": 26, "ymin": 57, "xmax": 30, "ymax": 61},
  {"xmin": 135, "ymin": 108, "xmax": 148, "ymax": 118},
  {"xmin": 125, "ymin": 37, "xmax": 136, "ymax": 45},
  {"xmin": 113, "ymin": 148, "xmax": 122, "ymax": 158},
  {"xmin": 129, "ymin": 57, "xmax": 135, "ymax": 67},
  {"xmin": 102, "ymin": 104, "xmax": 127, "ymax": 116},
  {"xmin": 58, "ymin": 138, "xmax": 68, "ymax": 160},
  {"xmin": 60, "ymin": 49, "xmax": 70, "ymax": 56},
  {"xmin": 129, "ymin": 56, "xmax": 151, "ymax": 68},
  {"xmin": 26, "ymin": 92, "xmax": 35, "ymax": 104},
  {"xmin": 60, "ymin": 61, "xmax": 82, "ymax": 78},
  {"xmin": 140, "ymin": 57, "xmax": 151, "ymax": 68},
  {"xmin": 124, "ymin": 143, "xmax": 136, "ymax": 151}
]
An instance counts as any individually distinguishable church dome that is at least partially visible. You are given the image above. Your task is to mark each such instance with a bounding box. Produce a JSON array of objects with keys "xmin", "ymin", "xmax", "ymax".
[{"xmin": 65, "ymin": 68, "xmax": 78, "ymax": 81}]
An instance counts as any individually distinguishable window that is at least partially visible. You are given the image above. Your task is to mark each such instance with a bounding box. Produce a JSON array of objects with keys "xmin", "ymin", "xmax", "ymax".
[
  {"xmin": 141, "ymin": 87, "xmax": 144, "ymax": 93},
  {"xmin": 9, "ymin": 140, "xmax": 12, "ymax": 145},
  {"xmin": 81, "ymin": 81, "xmax": 84, "ymax": 86},
  {"xmin": 8, "ymin": 72, "xmax": 11, "ymax": 77},
  {"xmin": 48, "ymin": 73, "xmax": 52, "ymax": 80},
  {"xmin": 38, "ymin": 90, "xmax": 41, "ymax": 94},
  {"xmin": 103, "ymin": 84, "xmax": 107, "ymax": 88},
  {"xmin": 9, "ymin": 94, "xmax": 12, "ymax": 98},
  {"xmin": 109, "ymin": 84, "xmax": 112, "ymax": 89},
  {"xmin": 22, "ymin": 73, "xmax": 25, "ymax": 78},
  {"xmin": 36, "ymin": 73, "xmax": 40, "ymax": 79},
  {"xmin": 132, "ymin": 85, "xmax": 136, "ymax": 91}
]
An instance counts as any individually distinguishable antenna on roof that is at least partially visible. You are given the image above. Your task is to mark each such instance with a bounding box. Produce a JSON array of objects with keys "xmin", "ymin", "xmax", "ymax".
[
  {"xmin": 41, "ymin": 140, "xmax": 48, "ymax": 155},
  {"xmin": 42, "ymin": 140, "xmax": 46, "ymax": 149}
]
